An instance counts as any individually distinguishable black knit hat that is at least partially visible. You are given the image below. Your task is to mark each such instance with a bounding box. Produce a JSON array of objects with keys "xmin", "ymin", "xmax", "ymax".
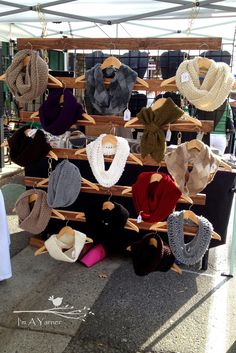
[
  {"xmin": 8, "ymin": 126, "xmax": 51, "ymax": 167},
  {"xmin": 131, "ymin": 233, "xmax": 175, "ymax": 276}
]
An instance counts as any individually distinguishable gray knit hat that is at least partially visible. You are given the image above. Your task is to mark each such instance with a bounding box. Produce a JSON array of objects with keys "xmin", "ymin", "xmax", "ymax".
[
  {"xmin": 47, "ymin": 159, "xmax": 81, "ymax": 208},
  {"xmin": 15, "ymin": 189, "xmax": 52, "ymax": 235},
  {"xmin": 5, "ymin": 49, "xmax": 48, "ymax": 103}
]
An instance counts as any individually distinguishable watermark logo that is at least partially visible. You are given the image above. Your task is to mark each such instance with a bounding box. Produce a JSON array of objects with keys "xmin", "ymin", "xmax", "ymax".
[{"xmin": 13, "ymin": 295, "xmax": 94, "ymax": 327}]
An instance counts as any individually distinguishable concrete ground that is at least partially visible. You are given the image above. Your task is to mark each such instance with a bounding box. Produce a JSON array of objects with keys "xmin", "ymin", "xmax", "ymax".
[{"xmin": 0, "ymin": 164, "xmax": 236, "ymax": 353}]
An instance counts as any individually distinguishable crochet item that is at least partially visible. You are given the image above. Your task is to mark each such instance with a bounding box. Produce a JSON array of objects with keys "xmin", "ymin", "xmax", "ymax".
[
  {"xmin": 85, "ymin": 63, "xmax": 137, "ymax": 115},
  {"xmin": 5, "ymin": 49, "xmax": 48, "ymax": 103},
  {"xmin": 131, "ymin": 233, "xmax": 175, "ymax": 276},
  {"xmin": 47, "ymin": 159, "xmax": 81, "ymax": 208},
  {"xmin": 165, "ymin": 140, "xmax": 221, "ymax": 196},
  {"xmin": 176, "ymin": 57, "xmax": 234, "ymax": 111},
  {"xmin": 137, "ymin": 98, "xmax": 184, "ymax": 163},
  {"xmin": 132, "ymin": 172, "xmax": 182, "ymax": 222},
  {"xmin": 39, "ymin": 88, "xmax": 85, "ymax": 136},
  {"xmin": 8, "ymin": 126, "xmax": 52, "ymax": 167},
  {"xmin": 45, "ymin": 231, "xmax": 87, "ymax": 263},
  {"xmin": 86, "ymin": 134, "xmax": 130, "ymax": 188},
  {"xmin": 167, "ymin": 211, "xmax": 212, "ymax": 265},
  {"xmin": 15, "ymin": 189, "xmax": 52, "ymax": 235}
]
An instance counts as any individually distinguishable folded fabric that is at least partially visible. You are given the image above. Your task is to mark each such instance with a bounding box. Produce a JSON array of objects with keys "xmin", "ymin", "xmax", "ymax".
[
  {"xmin": 5, "ymin": 49, "xmax": 48, "ymax": 103},
  {"xmin": 8, "ymin": 126, "xmax": 51, "ymax": 167},
  {"xmin": 132, "ymin": 172, "xmax": 182, "ymax": 223},
  {"xmin": 176, "ymin": 56, "xmax": 234, "ymax": 111},
  {"xmin": 167, "ymin": 211, "xmax": 212, "ymax": 265},
  {"xmin": 131, "ymin": 233, "xmax": 175, "ymax": 276},
  {"xmin": 137, "ymin": 98, "xmax": 184, "ymax": 163},
  {"xmin": 47, "ymin": 159, "xmax": 81, "ymax": 208},
  {"xmin": 79, "ymin": 243, "xmax": 107, "ymax": 267},
  {"xmin": 15, "ymin": 189, "xmax": 52, "ymax": 234},
  {"xmin": 45, "ymin": 230, "xmax": 87, "ymax": 263},
  {"xmin": 165, "ymin": 140, "xmax": 221, "ymax": 196},
  {"xmin": 39, "ymin": 88, "xmax": 85, "ymax": 136}
]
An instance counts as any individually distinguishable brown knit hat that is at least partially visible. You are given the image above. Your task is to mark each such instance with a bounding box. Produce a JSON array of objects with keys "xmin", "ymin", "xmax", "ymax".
[
  {"xmin": 5, "ymin": 49, "xmax": 48, "ymax": 103},
  {"xmin": 15, "ymin": 189, "xmax": 52, "ymax": 234}
]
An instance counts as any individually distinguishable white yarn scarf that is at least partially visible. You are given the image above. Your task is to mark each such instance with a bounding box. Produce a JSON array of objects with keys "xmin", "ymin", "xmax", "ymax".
[
  {"xmin": 86, "ymin": 134, "xmax": 130, "ymax": 188},
  {"xmin": 176, "ymin": 57, "xmax": 234, "ymax": 111}
]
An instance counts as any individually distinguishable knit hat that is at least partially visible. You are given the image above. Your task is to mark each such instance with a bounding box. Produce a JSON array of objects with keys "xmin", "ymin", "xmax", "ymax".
[
  {"xmin": 5, "ymin": 49, "xmax": 48, "ymax": 103},
  {"xmin": 8, "ymin": 126, "xmax": 52, "ymax": 167},
  {"xmin": 39, "ymin": 88, "xmax": 85, "ymax": 136},
  {"xmin": 47, "ymin": 159, "xmax": 81, "ymax": 208},
  {"xmin": 15, "ymin": 189, "xmax": 52, "ymax": 234},
  {"xmin": 137, "ymin": 98, "xmax": 184, "ymax": 163},
  {"xmin": 132, "ymin": 172, "xmax": 182, "ymax": 223},
  {"xmin": 176, "ymin": 56, "xmax": 234, "ymax": 111},
  {"xmin": 84, "ymin": 201, "xmax": 129, "ymax": 253},
  {"xmin": 120, "ymin": 50, "xmax": 149, "ymax": 78},
  {"xmin": 131, "ymin": 233, "xmax": 175, "ymax": 276},
  {"xmin": 160, "ymin": 50, "xmax": 189, "ymax": 79}
]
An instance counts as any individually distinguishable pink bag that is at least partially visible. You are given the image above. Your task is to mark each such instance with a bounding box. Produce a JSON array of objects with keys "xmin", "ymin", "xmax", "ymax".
[{"xmin": 79, "ymin": 243, "xmax": 107, "ymax": 267}]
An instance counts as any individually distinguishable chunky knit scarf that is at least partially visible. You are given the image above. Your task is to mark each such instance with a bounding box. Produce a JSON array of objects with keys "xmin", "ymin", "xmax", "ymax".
[
  {"xmin": 15, "ymin": 189, "xmax": 52, "ymax": 235},
  {"xmin": 86, "ymin": 134, "xmax": 130, "ymax": 188},
  {"xmin": 85, "ymin": 63, "xmax": 137, "ymax": 115},
  {"xmin": 137, "ymin": 98, "xmax": 184, "ymax": 163},
  {"xmin": 165, "ymin": 140, "xmax": 221, "ymax": 196},
  {"xmin": 167, "ymin": 211, "xmax": 212, "ymax": 265},
  {"xmin": 176, "ymin": 57, "xmax": 234, "ymax": 111},
  {"xmin": 5, "ymin": 49, "xmax": 49, "ymax": 103}
]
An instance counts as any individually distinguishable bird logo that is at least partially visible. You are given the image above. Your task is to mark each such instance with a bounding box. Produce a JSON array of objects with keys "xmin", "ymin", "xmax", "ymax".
[{"xmin": 48, "ymin": 295, "xmax": 63, "ymax": 307}]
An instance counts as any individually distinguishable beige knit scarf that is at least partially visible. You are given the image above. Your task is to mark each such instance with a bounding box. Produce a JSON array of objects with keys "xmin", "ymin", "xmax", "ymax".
[
  {"xmin": 176, "ymin": 57, "xmax": 234, "ymax": 111},
  {"xmin": 165, "ymin": 141, "xmax": 221, "ymax": 196}
]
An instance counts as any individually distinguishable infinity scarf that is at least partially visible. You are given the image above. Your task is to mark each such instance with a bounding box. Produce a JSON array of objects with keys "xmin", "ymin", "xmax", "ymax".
[
  {"xmin": 176, "ymin": 57, "xmax": 234, "ymax": 111},
  {"xmin": 137, "ymin": 98, "xmax": 184, "ymax": 163},
  {"xmin": 167, "ymin": 211, "xmax": 212, "ymax": 265},
  {"xmin": 86, "ymin": 134, "xmax": 130, "ymax": 188},
  {"xmin": 5, "ymin": 49, "xmax": 48, "ymax": 103},
  {"xmin": 165, "ymin": 140, "xmax": 221, "ymax": 196},
  {"xmin": 85, "ymin": 63, "xmax": 137, "ymax": 115},
  {"xmin": 132, "ymin": 172, "xmax": 182, "ymax": 222}
]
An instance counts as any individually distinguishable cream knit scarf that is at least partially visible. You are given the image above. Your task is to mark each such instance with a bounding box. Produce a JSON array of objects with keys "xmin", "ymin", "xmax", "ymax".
[
  {"xmin": 165, "ymin": 141, "xmax": 221, "ymax": 196},
  {"xmin": 86, "ymin": 134, "xmax": 130, "ymax": 188},
  {"xmin": 176, "ymin": 57, "xmax": 234, "ymax": 111}
]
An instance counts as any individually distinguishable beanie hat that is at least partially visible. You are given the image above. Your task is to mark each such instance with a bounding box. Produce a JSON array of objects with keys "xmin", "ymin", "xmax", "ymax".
[
  {"xmin": 5, "ymin": 49, "xmax": 48, "ymax": 103},
  {"xmin": 39, "ymin": 88, "xmax": 85, "ymax": 136},
  {"xmin": 8, "ymin": 126, "xmax": 52, "ymax": 167},
  {"xmin": 47, "ymin": 159, "xmax": 81, "ymax": 208},
  {"xmin": 15, "ymin": 189, "xmax": 52, "ymax": 234},
  {"xmin": 160, "ymin": 50, "xmax": 189, "ymax": 79},
  {"xmin": 131, "ymin": 233, "xmax": 175, "ymax": 276},
  {"xmin": 132, "ymin": 172, "xmax": 182, "ymax": 223}
]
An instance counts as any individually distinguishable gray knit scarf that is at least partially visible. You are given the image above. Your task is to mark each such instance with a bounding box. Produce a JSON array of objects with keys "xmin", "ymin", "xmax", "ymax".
[
  {"xmin": 85, "ymin": 63, "xmax": 137, "ymax": 115},
  {"xmin": 167, "ymin": 211, "xmax": 212, "ymax": 265}
]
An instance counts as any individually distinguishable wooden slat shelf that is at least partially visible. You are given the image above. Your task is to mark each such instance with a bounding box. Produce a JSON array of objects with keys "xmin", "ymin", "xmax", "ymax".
[
  {"xmin": 17, "ymin": 37, "xmax": 222, "ymax": 51},
  {"xmin": 20, "ymin": 111, "xmax": 214, "ymax": 133},
  {"xmin": 24, "ymin": 176, "xmax": 206, "ymax": 206}
]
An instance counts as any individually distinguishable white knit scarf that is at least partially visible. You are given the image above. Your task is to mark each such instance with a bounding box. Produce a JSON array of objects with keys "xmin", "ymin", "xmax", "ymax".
[
  {"xmin": 176, "ymin": 57, "xmax": 234, "ymax": 111},
  {"xmin": 86, "ymin": 134, "xmax": 130, "ymax": 188}
]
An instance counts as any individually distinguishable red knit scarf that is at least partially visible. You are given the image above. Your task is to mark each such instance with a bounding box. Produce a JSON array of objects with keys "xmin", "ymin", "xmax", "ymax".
[{"xmin": 132, "ymin": 172, "xmax": 182, "ymax": 222}]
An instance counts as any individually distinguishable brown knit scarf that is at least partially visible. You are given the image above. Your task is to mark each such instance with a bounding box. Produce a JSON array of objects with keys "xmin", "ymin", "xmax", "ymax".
[
  {"xmin": 137, "ymin": 98, "xmax": 184, "ymax": 163},
  {"xmin": 165, "ymin": 141, "xmax": 221, "ymax": 196},
  {"xmin": 15, "ymin": 189, "xmax": 52, "ymax": 234}
]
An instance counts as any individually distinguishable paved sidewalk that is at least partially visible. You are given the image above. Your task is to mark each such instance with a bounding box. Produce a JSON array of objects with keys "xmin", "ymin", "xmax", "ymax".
[{"xmin": 0, "ymin": 162, "xmax": 24, "ymax": 180}]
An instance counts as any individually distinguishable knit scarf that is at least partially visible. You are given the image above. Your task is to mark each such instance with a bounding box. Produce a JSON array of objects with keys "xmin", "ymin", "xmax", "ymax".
[
  {"xmin": 86, "ymin": 134, "xmax": 130, "ymax": 188},
  {"xmin": 85, "ymin": 63, "xmax": 137, "ymax": 115},
  {"xmin": 132, "ymin": 172, "xmax": 182, "ymax": 222},
  {"xmin": 5, "ymin": 49, "xmax": 49, "ymax": 103},
  {"xmin": 167, "ymin": 211, "xmax": 212, "ymax": 265},
  {"xmin": 137, "ymin": 98, "xmax": 184, "ymax": 163},
  {"xmin": 176, "ymin": 57, "xmax": 234, "ymax": 112},
  {"xmin": 165, "ymin": 140, "xmax": 221, "ymax": 196},
  {"xmin": 15, "ymin": 189, "xmax": 52, "ymax": 235}
]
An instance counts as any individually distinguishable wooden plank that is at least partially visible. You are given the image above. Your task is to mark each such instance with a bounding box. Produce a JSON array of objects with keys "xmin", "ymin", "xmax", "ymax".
[
  {"xmin": 17, "ymin": 37, "xmax": 222, "ymax": 51},
  {"xmin": 24, "ymin": 176, "xmax": 206, "ymax": 206},
  {"xmin": 19, "ymin": 112, "xmax": 214, "ymax": 133}
]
